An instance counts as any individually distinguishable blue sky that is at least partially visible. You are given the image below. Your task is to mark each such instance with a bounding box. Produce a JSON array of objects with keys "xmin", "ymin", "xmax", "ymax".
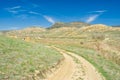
[{"xmin": 0, "ymin": 0, "xmax": 120, "ymax": 30}]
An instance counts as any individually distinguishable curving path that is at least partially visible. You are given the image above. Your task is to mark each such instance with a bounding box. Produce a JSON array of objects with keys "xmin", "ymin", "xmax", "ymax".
[{"xmin": 47, "ymin": 46, "xmax": 105, "ymax": 80}]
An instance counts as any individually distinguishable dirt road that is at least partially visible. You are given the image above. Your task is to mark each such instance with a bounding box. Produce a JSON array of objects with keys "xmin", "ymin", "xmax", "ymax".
[{"xmin": 47, "ymin": 46, "xmax": 105, "ymax": 80}]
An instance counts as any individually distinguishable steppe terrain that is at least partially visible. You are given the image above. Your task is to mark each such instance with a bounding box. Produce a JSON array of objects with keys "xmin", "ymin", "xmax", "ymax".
[{"xmin": 0, "ymin": 22, "xmax": 120, "ymax": 80}]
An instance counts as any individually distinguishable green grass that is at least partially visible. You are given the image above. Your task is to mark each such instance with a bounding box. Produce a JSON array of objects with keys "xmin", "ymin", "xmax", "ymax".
[
  {"xmin": 34, "ymin": 30, "xmax": 120, "ymax": 80},
  {"xmin": 0, "ymin": 36, "xmax": 63, "ymax": 80},
  {"xmin": 5, "ymin": 27, "xmax": 120, "ymax": 80},
  {"xmin": 55, "ymin": 45, "xmax": 120, "ymax": 80}
]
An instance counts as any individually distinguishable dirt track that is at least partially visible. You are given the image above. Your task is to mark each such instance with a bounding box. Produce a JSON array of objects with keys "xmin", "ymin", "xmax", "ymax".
[{"xmin": 47, "ymin": 47, "xmax": 105, "ymax": 80}]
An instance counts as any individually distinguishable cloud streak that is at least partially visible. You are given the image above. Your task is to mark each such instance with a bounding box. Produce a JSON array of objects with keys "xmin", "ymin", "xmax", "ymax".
[
  {"xmin": 5, "ymin": 6, "xmax": 22, "ymax": 14},
  {"xmin": 89, "ymin": 10, "xmax": 107, "ymax": 13},
  {"xmin": 85, "ymin": 10, "xmax": 107, "ymax": 23},
  {"xmin": 8, "ymin": 10, "xmax": 18, "ymax": 14},
  {"xmin": 10, "ymin": 6, "xmax": 21, "ymax": 9},
  {"xmin": 5, "ymin": 6, "xmax": 56, "ymax": 24},
  {"xmin": 43, "ymin": 16, "xmax": 55, "ymax": 24},
  {"xmin": 28, "ymin": 11, "xmax": 41, "ymax": 15},
  {"xmin": 86, "ymin": 14, "xmax": 100, "ymax": 23},
  {"xmin": 28, "ymin": 12, "xmax": 56, "ymax": 24}
]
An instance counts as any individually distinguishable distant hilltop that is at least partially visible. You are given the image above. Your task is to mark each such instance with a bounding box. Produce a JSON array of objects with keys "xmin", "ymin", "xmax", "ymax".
[
  {"xmin": 49, "ymin": 22, "xmax": 90, "ymax": 29},
  {"xmin": 1, "ymin": 21, "xmax": 119, "ymax": 41},
  {"xmin": 80, "ymin": 24, "xmax": 110, "ymax": 31},
  {"xmin": 1, "ymin": 22, "xmax": 120, "ymax": 37}
]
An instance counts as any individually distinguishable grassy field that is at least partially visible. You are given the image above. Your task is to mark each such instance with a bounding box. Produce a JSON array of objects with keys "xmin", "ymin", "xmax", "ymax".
[
  {"xmin": 55, "ymin": 44, "xmax": 120, "ymax": 80},
  {"xmin": 4, "ymin": 26, "xmax": 120, "ymax": 80},
  {"xmin": 35, "ymin": 30, "xmax": 120, "ymax": 80},
  {"xmin": 0, "ymin": 36, "xmax": 63, "ymax": 80}
]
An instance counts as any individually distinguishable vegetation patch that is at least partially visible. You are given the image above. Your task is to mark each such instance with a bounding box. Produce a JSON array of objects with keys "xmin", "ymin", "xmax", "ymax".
[
  {"xmin": 55, "ymin": 45, "xmax": 120, "ymax": 80},
  {"xmin": 0, "ymin": 36, "xmax": 63, "ymax": 80}
]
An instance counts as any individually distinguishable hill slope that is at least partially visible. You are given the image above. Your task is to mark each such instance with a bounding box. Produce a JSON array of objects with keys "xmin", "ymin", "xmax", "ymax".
[
  {"xmin": 49, "ymin": 22, "xmax": 90, "ymax": 29},
  {"xmin": 0, "ymin": 36, "xmax": 63, "ymax": 80},
  {"xmin": 2, "ymin": 22, "xmax": 120, "ymax": 80}
]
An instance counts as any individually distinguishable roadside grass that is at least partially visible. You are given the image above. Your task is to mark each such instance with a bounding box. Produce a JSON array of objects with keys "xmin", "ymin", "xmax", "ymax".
[
  {"xmin": 55, "ymin": 44, "xmax": 120, "ymax": 80},
  {"xmin": 35, "ymin": 30, "xmax": 120, "ymax": 80},
  {"xmin": 0, "ymin": 36, "xmax": 63, "ymax": 80},
  {"xmin": 5, "ymin": 27, "xmax": 120, "ymax": 80}
]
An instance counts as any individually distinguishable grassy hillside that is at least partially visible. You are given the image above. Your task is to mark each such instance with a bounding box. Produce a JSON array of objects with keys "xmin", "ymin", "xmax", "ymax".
[
  {"xmin": 35, "ymin": 29, "xmax": 120, "ymax": 80},
  {"xmin": 0, "ymin": 36, "xmax": 63, "ymax": 80},
  {"xmin": 55, "ymin": 45, "xmax": 120, "ymax": 80},
  {"xmin": 4, "ymin": 23, "xmax": 120, "ymax": 80},
  {"xmin": 49, "ymin": 22, "xmax": 90, "ymax": 29}
]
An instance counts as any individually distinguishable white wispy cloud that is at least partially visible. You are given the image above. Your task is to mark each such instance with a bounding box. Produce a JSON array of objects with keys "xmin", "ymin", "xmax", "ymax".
[
  {"xmin": 29, "ymin": 12, "xmax": 56, "ymax": 24},
  {"xmin": 94, "ymin": 10, "xmax": 107, "ymax": 13},
  {"xmin": 5, "ymin": 6, "xmax": 22, "ymax": 14},
  {"xmin": 29, "ymin": 11, "xmax": 41, "ymax": 15},
  {"xmin": 5, "ymin": 6, "xmax": 56, "ymax": 23},
  {"xmin": 10, "ymin": 6, "xmax": 21, "ymax": 10},
  {"xmin": 89, "ymin": 10, "xmax": 107, "ymax": 13},
  {"xmin": 86, "ymin": 14, "xmax": 100, "ymax": 23},
  {"xmin": 85, "ymin": 10, "xmax": 107, "ymax": 23},
  {"xmin": 5, "ymin": 9, "xmax": 18, "ymax": 14},
  {"xmin": 8, "ymin": 10, "xmax": 18, "ymax": 14},
  {"xmin": 43, "ymin": 15, "xmax": 55, "ymax": 24}
]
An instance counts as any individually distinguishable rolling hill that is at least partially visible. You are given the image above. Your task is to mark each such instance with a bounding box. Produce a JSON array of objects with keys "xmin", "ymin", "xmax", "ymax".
[
  {"xmin": 2, "ymin": 22, "xmax": 120, "ymax": 80},
  {"xmin": 0, "ymin": 35, "xmax": 63, "ymax": 80},
  {"xmin": 49, "ymin": 22, "xmax": 90, "ymax": 29}
]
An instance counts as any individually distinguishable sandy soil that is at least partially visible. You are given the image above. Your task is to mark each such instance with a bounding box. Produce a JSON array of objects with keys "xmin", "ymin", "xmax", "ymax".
[
  {"xmin": 47, "ymin": 49, "xmax": 76, "ymax": 80},
  {"xmin": 46, "ymin": 46, "xmax": 105, "ymax": 80}
]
